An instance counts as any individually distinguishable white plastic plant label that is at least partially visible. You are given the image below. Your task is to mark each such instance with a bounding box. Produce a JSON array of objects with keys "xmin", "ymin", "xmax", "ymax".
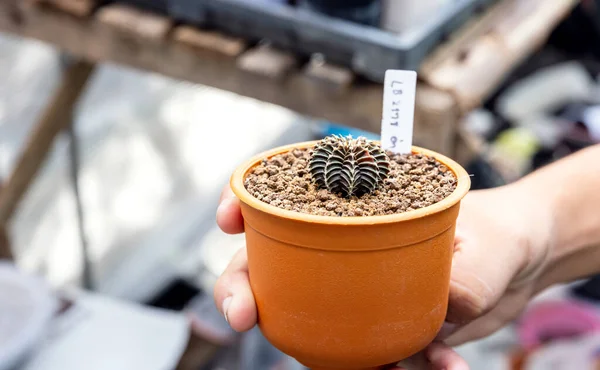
[{"xmin": 380, "ymin": 69, "xmax": 417, "ymax": 154}]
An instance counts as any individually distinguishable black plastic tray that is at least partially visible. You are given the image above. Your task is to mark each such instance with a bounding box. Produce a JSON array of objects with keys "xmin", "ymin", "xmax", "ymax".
[{"xmin": 115, "ymin": 0, "xmax": 500, "ymax": 82}]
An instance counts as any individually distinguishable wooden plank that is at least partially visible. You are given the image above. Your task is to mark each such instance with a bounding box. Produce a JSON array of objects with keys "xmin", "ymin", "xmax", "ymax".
[
  {"xmin": 413, "ymin": 86, "xmax": 460, "ymax": 157},
  {"xmin": 37, "ymin": 0, "xmax": 97, "ymax": 17},
  {"xmin": 454, "ymin": 127, "xmax": 487, "ymax": 166},
  {"xmin": 173, "ymin": 26, "xmax": 246, "ymax": 57},
  {"xmin": 419, "ymin": 0, "xmax": 579, "ymax": 112},
  {"xmin": 499, "ymin": 0, "xmax": 579, "ymax": 59},
  {"xmin": 97, "ymin": 4, "xmax": 173, "ymax": 41},
  {"xmin": 0, "ymin": 60, "xmax": 95, "ymax": 225},
  {"xmin": 419, "ymin": 0, "xmax": 511, "ymax": 77},
  {"xmin": 0, "ymin": 0, "xmax": 577, "ymax": 159},
  {"xmin": 0, "ymin": 1, "xmax": 384, "ymax": 132},
  {"xmin": 427, "ymin": 34, "xmax": 511, "ymax": 111},
  {"xmin": 302, "ymin": 56, "xmax": 355, "ymax": 91},
  {"xmin": 236, "ymin": 44, "xmax": 299, "ymax": 80}
]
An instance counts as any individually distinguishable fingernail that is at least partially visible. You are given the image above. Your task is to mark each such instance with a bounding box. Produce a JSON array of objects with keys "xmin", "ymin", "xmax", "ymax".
[{"xmin": 222, "ymin": 296, "xmax": 232, "ymax": 323}]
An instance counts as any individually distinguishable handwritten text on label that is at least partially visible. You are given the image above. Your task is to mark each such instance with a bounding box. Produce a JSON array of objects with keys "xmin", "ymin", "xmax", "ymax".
[{"xmin": 381, "ymin": 70, "xmax": 416, "ymax": 154}]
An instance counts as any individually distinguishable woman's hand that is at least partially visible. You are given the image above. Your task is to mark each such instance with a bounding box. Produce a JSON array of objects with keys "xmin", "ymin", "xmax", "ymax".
[
  {"xmin": 213, "ymin": 181, "xmax": 553, "ymax": 369},
  {"xmin": 432, "ymin": 183, "xmax": 552, "ymax": 347}
]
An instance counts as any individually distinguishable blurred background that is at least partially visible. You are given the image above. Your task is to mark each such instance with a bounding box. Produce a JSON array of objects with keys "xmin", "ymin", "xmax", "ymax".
[{"xmin": 2, "ymin": 0, "xmax": 600, "ymax": 369}]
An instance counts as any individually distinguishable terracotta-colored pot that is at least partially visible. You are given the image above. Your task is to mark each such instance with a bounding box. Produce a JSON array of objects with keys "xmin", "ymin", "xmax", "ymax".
[{"xmin": 230, "ymin": 141, "xmax": 471, "ymax": 370}]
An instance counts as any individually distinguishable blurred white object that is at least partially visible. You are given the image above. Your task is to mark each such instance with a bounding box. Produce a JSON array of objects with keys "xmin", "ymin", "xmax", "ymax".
[
  {"xmin": 454, "ymin": 326, "xmax": 516, "ymax": 370},
  {"xmin": 496, "ymin": 62, "xmax": 596, "ymax": 123},
  {"xmin": 19, "ymin": 289, "xmax": 189, "ymax": 370},
  {"xmin": 0, "ymin": 261, "xmax": 58, "ymax": 370},
  {"xmin": 463, "ymin": 109, "xmax": 496, "ymax": 137},
  {"xmin": 524, "ymin": 333, "xmax": 600, "ymax": 370},
  {"xmin": 581, "ymin": 105, "xmax": 600, "ymax": 141},
  {"xmin": 380, "ymin": 0, "xmax": 452, "ymax": 34},
  {"xmin": 517, "ymin": 114, "xmax": 570, "ymax": 149}
]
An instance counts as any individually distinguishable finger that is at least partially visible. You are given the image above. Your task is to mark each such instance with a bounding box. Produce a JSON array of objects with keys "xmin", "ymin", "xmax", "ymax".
[
  {"xmin": 425, "ymin": 342, "xmax": 469, "ymax": 370},
  {"xmin": 445, "ymin": 230, "xmax": 492, "ymax": 324},
  {"xmin": 446, "ymin": 190, "xmax": 534, "ymax": 326},
  {"xmin": 213, "ymin": 248, "xmax": 257, "ymax": 332},
  {"xmin": 444, "ymin": 288, "xmax": 531, "ymax": 347},
  {"xmin": 395, "ymin": 343, "xmax": 469, "ymax": 370},
  {"xmin": 444, "ymin": 298, "xmax": 508, "ymax": 347},
  {"xmin": 445, "ymin": 229, "xmax": 520, "ymax": 325},
  {"xmin": 444, "ymin": 314, "xmax": 503, "ymax": 347},
  {"xmin": 216, "ymin": 185, "xmax": 244, "ymax": 234},
  {"xmin": 219, "ymin": 185, "xmax": 235, "ymax": 203},
  {"xmin": 435, "ymin": 322, "xmax": 460, "ymax": 341}
]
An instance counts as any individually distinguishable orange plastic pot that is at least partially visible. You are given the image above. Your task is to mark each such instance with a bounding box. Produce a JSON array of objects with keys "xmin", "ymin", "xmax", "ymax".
[{"xmin": 230, "ymin": 141, "xmax": 471, "ymax": 370}]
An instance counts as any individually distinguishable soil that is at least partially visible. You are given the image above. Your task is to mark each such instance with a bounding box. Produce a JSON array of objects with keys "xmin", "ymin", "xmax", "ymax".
[{"xmin": 243, "ymin": 148, "xmax": 457, "ymax": 217}]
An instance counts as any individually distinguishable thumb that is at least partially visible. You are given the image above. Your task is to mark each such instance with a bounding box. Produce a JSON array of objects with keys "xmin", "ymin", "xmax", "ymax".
[
  {"xmin": 216, "ymin": 185, "xmax": 244, "ymax": 234},
  {"xmin": 445, "ymin": 228, "xmax": 521, "ymax": 325}
]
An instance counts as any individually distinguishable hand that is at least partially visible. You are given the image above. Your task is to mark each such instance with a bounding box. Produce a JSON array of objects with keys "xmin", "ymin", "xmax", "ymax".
[
  {"xmin": 213, "ymin": 181, "xmax": 553, "ymax": 370},
  {"xmin": 432, "ymin": 184, "xmax": 552, "ymax": 348}
]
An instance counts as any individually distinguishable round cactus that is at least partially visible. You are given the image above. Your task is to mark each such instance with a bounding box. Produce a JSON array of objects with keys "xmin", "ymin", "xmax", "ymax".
[{"xmin": 308, "ymin": 135, "xmax": 391, "ymax": 198}]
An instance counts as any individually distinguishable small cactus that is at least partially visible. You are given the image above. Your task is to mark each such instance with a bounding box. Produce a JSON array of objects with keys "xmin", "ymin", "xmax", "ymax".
[{"xmin": 308, "ymin": 135, "xmax": 391, "ymax": 198}]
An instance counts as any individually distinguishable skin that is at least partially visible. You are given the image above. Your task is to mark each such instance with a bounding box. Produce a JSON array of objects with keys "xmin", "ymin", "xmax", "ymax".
[{"xmin": 214, "ymin": 144, "xmax": 600, "ymax": 369}]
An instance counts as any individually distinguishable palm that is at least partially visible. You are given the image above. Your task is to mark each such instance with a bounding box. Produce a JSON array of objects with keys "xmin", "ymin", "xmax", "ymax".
[{"xmin": 439, "ymin": 187, "xmax": 548, "ymax": 347}]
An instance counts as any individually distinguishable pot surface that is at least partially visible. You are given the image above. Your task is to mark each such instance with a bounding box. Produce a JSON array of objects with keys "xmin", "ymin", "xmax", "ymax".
[{"xmin": 231, "ymin": 142, "xmax": 470, "ymax": 369}]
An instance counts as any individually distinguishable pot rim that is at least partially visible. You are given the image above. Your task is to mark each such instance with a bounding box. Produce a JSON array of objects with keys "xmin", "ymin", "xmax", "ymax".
[{"xmin": 230, "ymin": 140, "xmax": 470, "ymax": 225}]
